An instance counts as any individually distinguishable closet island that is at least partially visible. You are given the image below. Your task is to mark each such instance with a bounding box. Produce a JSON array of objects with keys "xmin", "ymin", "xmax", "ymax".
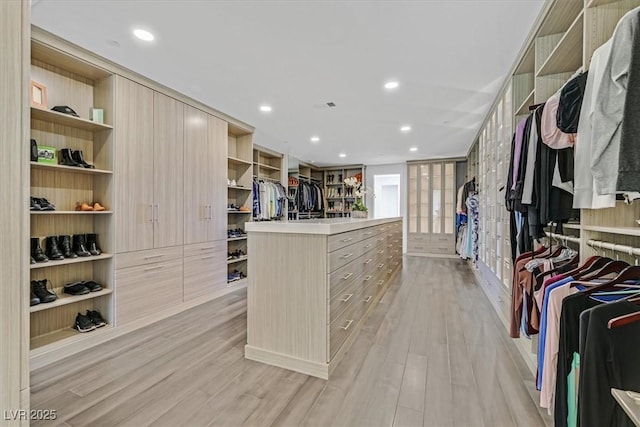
[{"xmin": 245, "ymin": 217, "xmax": 402, "ymax": 379}]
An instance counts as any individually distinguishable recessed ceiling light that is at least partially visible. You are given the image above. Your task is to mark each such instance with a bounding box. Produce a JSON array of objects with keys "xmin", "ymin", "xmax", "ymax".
[
  {"xmin": 259, "ymin": 105, "xmax": 272, "ymax": 113},
  {"xmin": 133, "ymin": 29, "xmax": 154, "ymax": 42},
  {"xmin": 310, "ymin": 136, "xmax": 320, "ymax": 142},
  {"xmin": 410, "ymin": 147, "xmax": 418, "ymax": 152},
  {"xmin": 401, "ymin": 125, "xmax": 412, "ymax": 132},
  {"xmin": 339, "ymin": 153, "xmax": 346, "ymax": 158},
  {"xmin": 384, "ymin": 81, "xmax": 399, "ymax": 90}
]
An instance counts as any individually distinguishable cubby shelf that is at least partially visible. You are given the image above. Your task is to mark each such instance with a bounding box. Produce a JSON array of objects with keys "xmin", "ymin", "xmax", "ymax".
[
  {"xmin": 228, "ymin": 236, "xmax": 247, "ymax": 242},
  {"xmin": 587, "ymin": 0, "xmax": 621, "ymax": 7},
  {"xmin": 254, "ymin": 162, "xmax": 280, "ymax": 171},
  {"xmin": 30, "ymin": 162, "xmax": 113, "ymax": 175},
  {"xmin": 30, "ymin": 289, "xmax": 113, "ymax": 313},
  {"xmin": 227, "ymin": 277, "xmax": 248, "ymax": 287},
  {"xmin": 227, "ymin": 210, "xmax": 251, "ymax": 214},
  {"xmin": 228, "ymin": 185, "xmax": 251, "ymax": 191},
  {"xmin": 228, "ymin": 156, "xmax": 253, "ymax": 166},
  {"xmin": 30, "ymin": 211, "xmax": 113, "ymax": 215},
  {"xmin": 537, "ymin": 11, "xmax": 584, "ymax": 77},
  {"xmin": 227, "ymin": 256, "xmax": 249, "ymax": 265},
  {"xmin": 30, "ymin": 253, "xmax": 113, "ymax": 270},
  {"xmin": 31, "ymin": 325, "xmax": 112, "ymax": 351},
  {"xmin": 31, "ymin": 107, "xmax": 113, "ymax": 132},
  {"xmin": 515, "ymin": 90, "xmax": 535, "ymax": 116}
]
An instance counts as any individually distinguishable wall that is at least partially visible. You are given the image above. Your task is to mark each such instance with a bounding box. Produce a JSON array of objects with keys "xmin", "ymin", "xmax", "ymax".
[
  {"xmin": 365, "ymin": 163, "xmax": 407, "ymax": 252},
  {"xmin": 0, "ymin": 0, "xmax": 30, "ymax": 423}
]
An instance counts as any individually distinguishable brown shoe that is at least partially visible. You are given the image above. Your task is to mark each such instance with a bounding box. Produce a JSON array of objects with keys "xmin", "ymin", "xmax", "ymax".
[
  {"xmin": 76, "ymin": 202, "xmax": 93, "ymax": 211},
  {"xmin": 93, "ymin": 202, "xmax": 106, "ymax": 211}
]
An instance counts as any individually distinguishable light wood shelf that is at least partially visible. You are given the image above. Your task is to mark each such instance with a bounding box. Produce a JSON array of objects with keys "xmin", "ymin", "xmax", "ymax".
[
  {"xmin": 30, "ymin": 162, "xmax": 113, "ymax": 175},
  {"xmin": 255, "ymin": 163, "xmax": 281, "ymax": 171},
  {"xmin": 30, "ymin": 253, "xmax": 113, "ymax": 270},
  {"xmin": 228, "ymin": 236, "xmax": 247, "ymax": 242},
  {"xmin": 587, "ymin": 0, "xmax": 622, "ymax": 7},
  {"xmin": 31, "ymin": 107, "xmax": 113, "ymax": 132},
  {"xmin": 515, "ymin": 89, "xmax": 535, "ymax": 116},
  {"xmin": 30, "ymin": 289, "xmax": 113, "ymax": 313},
  {"xmin": 31, "ymin": 325, "xmax": 112, "ymax": 350},
  {"xmin": 228, "ymin": 185, "xmax": 251, "ymax": 191},
  {"xmin": 227, "ymin": 277, "xmax": 248, "ymax": 287},
  {"xmin": 228, "ymin": 156, "xmax": 253, "ymax": 166},
  {"xmin": 582, "ymin": 225, "xmax": 640, "ymax": 237},
  {"xmin": 537, "ymin": 11, "xmax": 584, "ymax": 77},
  {"xmin": 227, "ymin": 210, "xmax": 251, "ymax": 214},
  {"xmin": 30, "ymin": 210, "xmax": 113, "ymax": 215},
  {"xmin": 227, "ymin": 256, "xmax": 248, "ymax": 265}
]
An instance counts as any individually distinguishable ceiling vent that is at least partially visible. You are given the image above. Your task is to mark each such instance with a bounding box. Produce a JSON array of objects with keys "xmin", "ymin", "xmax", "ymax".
[{"xmin": 326, "ymin": 102, "xmax": 336, "ymax": 107}]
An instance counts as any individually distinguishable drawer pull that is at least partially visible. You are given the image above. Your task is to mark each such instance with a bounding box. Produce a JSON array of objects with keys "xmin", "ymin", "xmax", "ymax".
[
  {"xmin": 341, "ymin": 294, "xmax": 353, "ymax": 302},
  {"xmin": 200, "ymin": 246, "xmax": 216, "ymax": 250},
  {"xmin": 341, "ymin": 319, "xmax": 354, "ymax": 330},
  {"xmin": 364, "ymin": 231, "xmax": 373, "ymax": 235},
  {"xmin": 341, "ymin": 273, "xmax": 353, "ymax": 280},
  {"xmin": 341, "ymin": 253, "xmax": 354, "ymax": 259},
  {"xmin": 364, "ymin": 244, "xmax": 372, "ymax": 249},
  {"xmin": 377, "ymin": 250, "xmax": 385, "ymax": 254},
  {"xmin": 364, "ymin": 258, "xmax": 373, "ymax": 264},
  {"xmin": 378, "ymin": 263, "xmax": 385, "ymax": 268},
  {"xmin": 377, "ymin": 238, "xmax": 385, "ymax": 242},
  {"xmin": 144, "ymin": 254, "xmax": 164, "ymax": 259},
  {"xmin": 144, "ymin": 265, "xmax": 165, "ymax": 271},
  {"xmin": 363, "ymin": 296, "xmax": 372, "ymax": 303},
  {"xmin": 341, "ymin": 237, "xmax": 353, "ymax": 243},
  {"xmin": 201, "ymin": 254, "xmax": 216, "ymax": 260},
  {"xmin": 363, "ymin": 275, "xmax": 373, "ymax": 281},
  {"xmin": 378, "ymin": 280, "xmax": 384, "ymax": 286}
]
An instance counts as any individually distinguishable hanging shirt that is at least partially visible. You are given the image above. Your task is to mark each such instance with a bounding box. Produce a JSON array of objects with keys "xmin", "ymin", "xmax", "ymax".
[{"xmin": 541, "ymin": 93, "xmax": 574, "ymax": 150}]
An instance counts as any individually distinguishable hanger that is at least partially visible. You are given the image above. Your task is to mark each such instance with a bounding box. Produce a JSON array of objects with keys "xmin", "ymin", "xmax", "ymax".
[
  {"xmin": 575, "ymin": 260, "xmax": 629, "ymax": 281},
  {"xmin": 563, "ymin": 256, "xmax": 608, "ymax": 278},
  {"xmin": 608, "ymin": 308, "xmax": 640, "ymax": 329},
  {"xmin": 572, "ymin": 265, "xmax": 640, "ymax": 295}
]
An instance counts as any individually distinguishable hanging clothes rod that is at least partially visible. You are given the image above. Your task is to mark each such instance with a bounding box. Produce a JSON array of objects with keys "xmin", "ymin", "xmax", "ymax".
[
  {"xmin": 586, "ymin": 239, "xmax": 640, "ymax": 257},
  {"xmin": 255, "ymin": 177, "xmax": 282, "ymax": 183},
  {"xmin": 545, "ymin": 231, "xmax": 580, "ymax": 245}
]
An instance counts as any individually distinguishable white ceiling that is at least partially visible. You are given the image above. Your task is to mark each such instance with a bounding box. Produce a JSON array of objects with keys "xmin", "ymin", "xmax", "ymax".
[{"xmin": 31, "ymin": 0, "xmax": 544, "ymax": 166}]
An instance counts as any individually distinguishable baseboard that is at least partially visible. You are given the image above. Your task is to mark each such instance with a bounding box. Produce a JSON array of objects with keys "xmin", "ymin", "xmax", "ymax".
[
  {"xmin": 244, "ymin": 345, "xmax": 329, "ymax": 380},
  {"xmin": 405, "ymin": 252, "xmax": 459, "ymax": 259},
  {"xmin": 30, "ymin": 283, "xmax": 247, "ymax": 371}
]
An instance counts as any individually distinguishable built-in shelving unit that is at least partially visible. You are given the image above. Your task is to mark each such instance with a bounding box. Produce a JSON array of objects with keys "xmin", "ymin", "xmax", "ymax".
[
  {"xmin": 30, "ymin": 288, "xmax": 113, "ymax": 313},
  {"xmin": 30, "ymin": 254, "xmax": 113, "ymax": 270},
  {"xmin": 30, "ymin": 162, "xmax": 113, "ymax": 175},
  {"xmin": 323, "ymin": 165, "xmax": 365, "ymax": 217},
  {"xmin": 30, "ymin": 211, "xmax": 113, "ymax": 215},
  {"xmin": 30, "ymin": 107, "xmax": 113, "ymax": 131}
]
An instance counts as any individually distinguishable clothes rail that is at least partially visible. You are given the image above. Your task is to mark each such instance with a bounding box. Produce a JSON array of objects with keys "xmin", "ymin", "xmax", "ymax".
[
  {"xmin": 586, "ymin": 239, "xmax": 640, "ymax": 257},
  {"xmin": 255, "ymin": 177, "xmax": 282, "ymax": 183},
  {"xmin": 546, "ymin": 231, "xmax": 580, "ymax": 245}
]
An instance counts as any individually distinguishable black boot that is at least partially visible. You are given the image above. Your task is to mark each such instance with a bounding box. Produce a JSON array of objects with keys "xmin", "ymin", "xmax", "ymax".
[
  {"xmin": 71, "ymin": 150, "xmax": 95, "ymax": 169},
  {"xmin": 31, "ymin": 279, "xmax": 56, "ymax": 303},
  {"xmin": 58, "ymin": 235, "xmax": 77, "ymax": 259},
  {"xmin": 45, "ymin": 236, "xmax": 64, "ymax": 260},
  {"xmin": 73, "ymin": 234, "xmax": 91, "ymax": 257},
  {"xmin": 59, "ymin": 148, "xmax": 80, "ymax": 167},
  {"xmin": 85, "ymin": 233, "xmax": 101, "ymax": 256},
  {"xmin": 30, "ymin": 237, "xmax": 48, "ymax": 263}
]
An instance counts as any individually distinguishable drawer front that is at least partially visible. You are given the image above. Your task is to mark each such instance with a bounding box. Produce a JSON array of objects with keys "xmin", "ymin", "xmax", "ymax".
[
  {"xmin": 329, "ymin": 302, "xmax": 362, "ymax": 360},
  {"xmin": 184, "ymin": 240, "xmax": 226, "ymax": 258},
  {"xmin": 329, "ymin": 236, "xmax": 376, "ymax": 273},
  {"xmin": 115, "ymin": 246, "xmax": 183, "ymax": 269},
  {"xmin": 430, "ymin": 234, "xmax": 455, "ymax": 245},
  {"xmin": 408, "ymin": 234, "xmax": 429, "ymax": 246},
  {"xmin": 329, "ymin": 258, "xmax": 381, "ymax": 322},
  {"xmin": 115, "ymin": 257, "xmax": 183, "ymax": 325},
  {"xmin": 183, "ymin": 249, "xmax": 227, "ymax": 302},
  {"xmin": 328, "ymin": 229, "xmax": 365, "ymax": 253},
  {"xmin": 329, "ymin": 254, "xmax": 370, "ymax": 300}
]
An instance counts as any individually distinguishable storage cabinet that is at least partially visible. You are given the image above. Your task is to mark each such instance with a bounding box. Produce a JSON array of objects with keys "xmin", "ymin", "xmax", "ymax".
[{"xmin": 407, "ymin": 160, "xmax": 458, "ymax": 255}]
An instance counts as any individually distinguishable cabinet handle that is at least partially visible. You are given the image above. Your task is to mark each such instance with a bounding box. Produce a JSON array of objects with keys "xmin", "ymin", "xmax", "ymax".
[
  {"xmin": 144, "ymin": 265, "xmax": 164, "ymax": 271},
  {"xmin": 363, "ymin": 296, "xmax": 372, "ymax": 303},
  {"xmin": 377, "ymin": 280, "xmax": 384, "ymax": 286},
  {"xmin": 341, "ymin": 237, "xmax": 353, "ymax": 243},
  {"xmin": 153, "ymin": 204, "xmax": 160, "ymax": 222},
  {"xmin": 341, "ymin": 273, "xmax": 353, "ymax": 280},
  {"xmin": 341, "ymin": 253, "xmax": 354, "ymax": 259},
  {"xmin": 340, "ymin": 294, "xmax": 353, "ymax": 302},
  {"xmin": 341, "ymin": 319, "xmax": 354, "ymax": 330},
  {"xmin": 378, "ymin": 263, "xmax": 385, "ymax": 268},
  {"xmin": 144, "ymin": 254, "xmax": 164, "ymax": 259},
  {"xmin": 363, "ymin": 275, "xmax": 373, "ymax": 281},
  {"xmin": 377, "ymin": 250, "xmax": 385, "ymax": 254},
  {"xmin": 364, "ymin": 258, "xmax": 373, "ymax": 264},
  {"xmin": 207, "ymin": 205, "xmax": 213, "ymax": 221},
  {"xmin": 148, "ymin": 205, "xmax": 154, "ymax": 222},
  {"xmin": 364, "ymin": 231, "xmax": 373, "ymax": 235},
  {"xmin": 201, "ymin": 254, "xmax": 216, "ymax": 260},
  {"xmin": 364, "ymin": 244, "xmax": 372, "ymax": 249},
  {"xmin": 201, "ymin": 246, "xmax": 216, "ymax": 250},
  {"xmin": 377, "ymin": 238, "xmax": 384, "ymax": 242}
]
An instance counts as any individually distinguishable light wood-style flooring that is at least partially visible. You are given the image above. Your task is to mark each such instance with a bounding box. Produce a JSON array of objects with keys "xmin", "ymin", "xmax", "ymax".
[{"xmin": 31, "ymin": 257, "xmax": 551, "ymax": 427}]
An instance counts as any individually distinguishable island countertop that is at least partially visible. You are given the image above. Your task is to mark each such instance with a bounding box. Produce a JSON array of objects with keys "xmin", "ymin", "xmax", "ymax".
[{"xmin": 245, "ymin": 217, "xmax": 402, "ymax": 235}]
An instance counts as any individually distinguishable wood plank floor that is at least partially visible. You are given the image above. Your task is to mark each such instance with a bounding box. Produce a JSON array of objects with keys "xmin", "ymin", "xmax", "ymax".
[{"xmin": 31, "ymin": 257, "xmax": 552, "ymax": 427}]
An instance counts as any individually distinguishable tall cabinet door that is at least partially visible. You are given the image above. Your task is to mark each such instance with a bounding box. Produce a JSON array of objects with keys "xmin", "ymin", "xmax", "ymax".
[
  {"xmin": 207, "ymin": 115, "xmax": 228, "ymax": 242},
  {"xmin": 115, "ymin": 77, "xmax": 154, "ymax": 253},
  {"xmin": 184, "ymin": 105, "xmax": 210, "ymax": 244},
  {"xmin": 153, "ymin": 92, "xmax": 184, "ymax": 248}
]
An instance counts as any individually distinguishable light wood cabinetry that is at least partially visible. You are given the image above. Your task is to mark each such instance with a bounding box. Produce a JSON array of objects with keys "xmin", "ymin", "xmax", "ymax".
[
  {"xmin": 323, "ymin": 165, "xmax": 365, "ymax": 217},
  {"xmin": 184, "ymin": 105, "xmax": 210, "ymax": 245},
  {"xmin": 407, "ymin": 160, "xmax": 458, "ymax": 255},
  {"xmin": 245, "ymin": 218, "xmax": 402, "ymax": 379}
]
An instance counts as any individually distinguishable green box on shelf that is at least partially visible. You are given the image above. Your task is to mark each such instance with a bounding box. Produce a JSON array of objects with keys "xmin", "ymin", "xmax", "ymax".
[{"xmin": 36, "ymin": 146, "xmax": 57, "ymax": 164}]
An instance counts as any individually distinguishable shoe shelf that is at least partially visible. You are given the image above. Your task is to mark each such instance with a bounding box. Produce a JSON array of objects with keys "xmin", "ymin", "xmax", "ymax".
[
  {"xmin": 227, "ymin": 256, "xmax": 248, "ymax": 265},
  {"xmin": 228, "ymin": 156, "xmax": 253, "ymax": 166},
  {"xmin": 31, "ymin": 107, "xmax": 113, "ymax": 132},
  {"xmin": 30, "ymin": 288, "xmax": 113, "ymax": 313},
  {"xmin": 30, "ymin": 162, "xmax": 113, "ymax": 175},
  {"xmin": 30, "ymin": 325, "xmax": 112, "ymax": 351},
  {"xmin": 30, "ymin": 211, "xmax": 113, "ymax": 215},
  {"xmin": 227, "ymin": 277, "xmax": 248, "ymax": 287},
  {"xmin": 227, "ymin": 210, "xmax": 252, "ymax": 214},
  {"xmin": 228, "ymin": 236, "xmax": 247, "ymax": 242},
  {"xmin": 228, "ymin": 185, "xmax": 251, "ymax": 191},
  {"xmin": 31, "ymin": 253, "xmax": 113, "ymax": 270}
]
